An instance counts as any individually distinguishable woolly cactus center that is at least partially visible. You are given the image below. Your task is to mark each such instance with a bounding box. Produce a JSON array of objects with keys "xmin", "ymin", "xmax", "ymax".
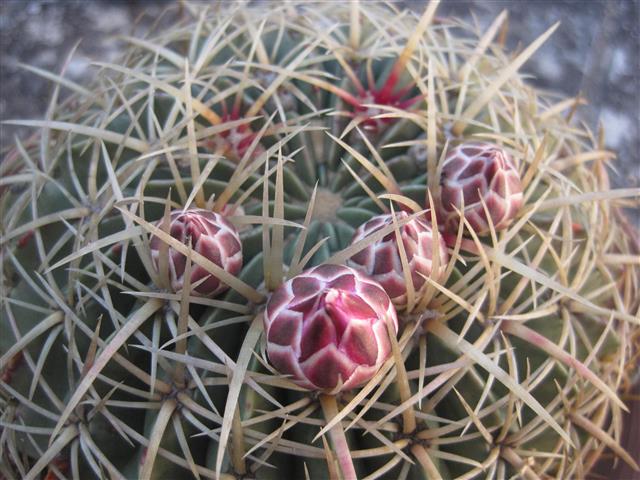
[
  {"xmin": 313, "ymin": 188, "xmax": 343, "ymax": 222},
  {"xmin": 354, "ymin": 90, "xmax": 419, "ymax": 131},
  {"xmin": 202, "ymin": 115, "xmax": 260, "ymax": 160},
  {"xmin": 224, "ymin": 127, "xmax": 255, "ymax": 156}
]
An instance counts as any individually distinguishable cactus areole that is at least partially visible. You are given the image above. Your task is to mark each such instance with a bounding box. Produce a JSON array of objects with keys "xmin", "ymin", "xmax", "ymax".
[
  {"xmin": 149, "ymin": 209, "xmax": 242, "ymax": 296},
  {"xmin": 264, "ymin": 265, "xmax": 398, "ymax": 392}
]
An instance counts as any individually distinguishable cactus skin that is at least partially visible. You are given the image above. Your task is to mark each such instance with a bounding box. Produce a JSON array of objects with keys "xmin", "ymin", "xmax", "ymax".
[
  {"xmin": 264, "ymin": 264, "xmax": 398, "ymax": 392},
  {"xmin": 347, "ymin": 211, "xmax": 448, "ymax": 310},
  {"xmin": 149, "ymin": 209, "xmax": 242, "ymax": 296},
  {"xmin": 438, "ymin": 142, "xmax": 524, "ymax": 235}
]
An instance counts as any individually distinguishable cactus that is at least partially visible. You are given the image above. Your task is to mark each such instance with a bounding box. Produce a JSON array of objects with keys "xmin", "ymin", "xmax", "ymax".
[{"xmin": 1, "ymin": 2, "xmax": 639, "ymax": 480}]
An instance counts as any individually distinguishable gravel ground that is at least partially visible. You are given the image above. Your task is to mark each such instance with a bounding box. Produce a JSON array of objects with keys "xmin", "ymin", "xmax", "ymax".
[{"xmin": 0, "ymin": 1, "xmax": 638, "ymax": 476}]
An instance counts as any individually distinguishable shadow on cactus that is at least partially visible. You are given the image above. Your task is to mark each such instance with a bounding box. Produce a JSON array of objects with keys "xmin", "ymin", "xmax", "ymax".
[{"xmin": 1, "ymin": 2, "xmax": 639, "ymax": 480}]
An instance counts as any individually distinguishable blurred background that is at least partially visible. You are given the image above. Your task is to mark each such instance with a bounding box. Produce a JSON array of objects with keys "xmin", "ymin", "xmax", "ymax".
[{"xmin": 0, "ymin": 1, "xmax": 638, "ymax": 477}]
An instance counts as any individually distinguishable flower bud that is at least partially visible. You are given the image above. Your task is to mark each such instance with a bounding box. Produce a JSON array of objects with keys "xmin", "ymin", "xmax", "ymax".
[
  {"xmin": 264, "ymin": 264, "xmax": 398, "ymax": 392},
  {"xmin": 438, "ymin": 142, "xmax": 523, "ymax": 235},
  {"xmin": 149, "ymin": 209, "xmax": 242, "ymax": 296},
  {"xmin": 348, "ymin": 212, "xmax": 448, "ymax": 310}
]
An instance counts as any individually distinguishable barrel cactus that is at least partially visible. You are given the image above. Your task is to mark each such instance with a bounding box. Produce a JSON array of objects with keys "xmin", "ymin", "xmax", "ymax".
[{"xmin": 1, "ymin": 2, "xmax": 638, "ymax": 480}]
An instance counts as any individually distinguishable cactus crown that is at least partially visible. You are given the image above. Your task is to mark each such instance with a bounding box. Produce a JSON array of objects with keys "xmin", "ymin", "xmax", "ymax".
[{"xmin": 1, "ymin": 2, "xmax": 638, "ymax": 480}]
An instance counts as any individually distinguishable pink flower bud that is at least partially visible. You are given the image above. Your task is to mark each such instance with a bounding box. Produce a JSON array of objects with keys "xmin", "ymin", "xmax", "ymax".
[
  {"xmin": 149, "ymin": 209, "xmax": 242, "ymax": 296},
  {"xmin": 347, "ymin": 212, "xmax": 448, "ymax": 310},
  {"xmin": 438, "ymin": 142, "xmax": 523, "ymax": 235},
  {"xmin": 264, "ymin": 264, "xmax": 398, "ymax": 392}
]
